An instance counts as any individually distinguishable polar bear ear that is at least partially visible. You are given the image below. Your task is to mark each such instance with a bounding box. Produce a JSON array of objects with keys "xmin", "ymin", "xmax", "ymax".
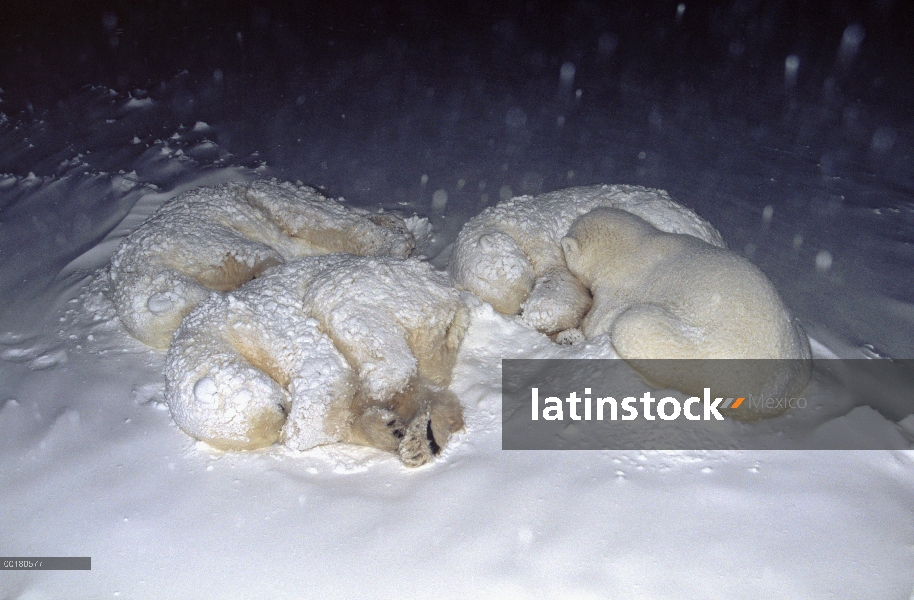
[{"xmin": 561, "ymin": 236, "xmax": 579, "ymax": 259}]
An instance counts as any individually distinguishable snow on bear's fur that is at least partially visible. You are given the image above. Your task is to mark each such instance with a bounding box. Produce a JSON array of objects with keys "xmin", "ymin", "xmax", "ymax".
[
  {"xmin": 448, "ymin": 185, "xmax": 725, "ymax": 335},
  {"xmin": 164, "ymin": 254, "xmax": 468, "ymax": 467},
  {"xmin": 561, "ymin": 207, "xmax": 812, "ymax": 419},
  {"xmin": 109, "ymin": 179, "xmax": 415, "ymax": 349}
]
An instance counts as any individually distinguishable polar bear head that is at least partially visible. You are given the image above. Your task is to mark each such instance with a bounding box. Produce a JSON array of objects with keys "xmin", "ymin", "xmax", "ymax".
[{"xmin": 561, "ymin": 207, "xmax": 659, "ymax": 288}]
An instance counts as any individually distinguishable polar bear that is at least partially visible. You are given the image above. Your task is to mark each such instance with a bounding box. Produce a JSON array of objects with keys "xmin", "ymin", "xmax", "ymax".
[
  {"xmin": 164, "ymin": 254, "xmax": 468, "ymax": 467},
  {"xmin": 561, "ymin": 207, "xmax": 811, "ymax": 419},
  {"xmin": 109, "ymin": 179, "xmax": 414, "ymax": 349},
  {"xmin": 449, "ymin": 185, "xmax": 725, "ymax": 335}
]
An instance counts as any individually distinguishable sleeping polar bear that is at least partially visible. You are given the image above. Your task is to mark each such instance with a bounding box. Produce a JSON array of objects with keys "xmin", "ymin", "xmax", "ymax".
[
  {"xmin": 109, "ymin": 179, "xmax": 414, "ymax": 349},
  {"xmin": 164, "ymin": 254, "xmax": 468, "ymax": 467},
  {"xmin": 448, "ymin": 185, "xmax": 725, "ymax": 336},
  {"xmin": 561, "ymin": 207, "xmax": 811, "ymax": 419}
]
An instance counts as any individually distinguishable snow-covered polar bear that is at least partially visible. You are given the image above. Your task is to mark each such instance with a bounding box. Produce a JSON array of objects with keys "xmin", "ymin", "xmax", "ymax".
[
  {"xmin": 109, "ymin": 179, "xmax": 414, "ymax": 349},
  {"xmin": 561, "ymin": 207, "xmax": 812, "ymax": 419},
  {"xmin": 448, "ymin": 185, "xmax": 725, "ymax": 336},
  {"xmin": 164, "ymin": 254, "xmax": 468, "ymax": 467}
]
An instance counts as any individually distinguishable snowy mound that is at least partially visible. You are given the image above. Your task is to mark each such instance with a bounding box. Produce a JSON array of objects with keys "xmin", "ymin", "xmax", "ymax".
[
  {"xmin": 108, "ymin": 179, "xmax": 415, "ymax": 349},
  {"xmin": 164, "ymin": 254, "xmax": 468, "ymax": 467},
  {"xmin": 448, "ymin": 184, "xmax": 725, "ymax": 335}
]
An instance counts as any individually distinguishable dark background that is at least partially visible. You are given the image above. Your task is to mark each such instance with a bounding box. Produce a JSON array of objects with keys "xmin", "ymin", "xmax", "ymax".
[
  {"xmin": 3, "ymin": 1, "xmax": 912, "ymax": 114},
  {"xmin": 2, "ymin": 0, "xmax": 911, "ymax": 189}
]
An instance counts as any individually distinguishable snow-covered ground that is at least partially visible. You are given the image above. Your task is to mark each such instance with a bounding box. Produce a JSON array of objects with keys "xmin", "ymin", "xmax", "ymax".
[{"xmin": 1, "ymin": 3, "xmax": 913, "ymax": 598}]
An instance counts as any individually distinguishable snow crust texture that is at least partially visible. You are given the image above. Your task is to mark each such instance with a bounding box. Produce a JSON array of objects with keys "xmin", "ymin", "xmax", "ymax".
[
  {"xmin": 164, "ymin": 254, "xmax": 468, "ymax": 466},
  {"xmin": 448, "ymin": 184, "xmax": 726, "ymax": 335},
  {"xmin": 108, "ymin": 179, "xmax": 415, "ymax": 349},
  {"xmin": 562, "ymin": 207, "xmax": 812, "ymax": 419}
]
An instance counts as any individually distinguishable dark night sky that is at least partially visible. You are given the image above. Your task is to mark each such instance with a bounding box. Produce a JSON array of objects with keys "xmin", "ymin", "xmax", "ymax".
[{"xmin": 2, "ymin": 0, "xmax": 912, "ymax": 117}]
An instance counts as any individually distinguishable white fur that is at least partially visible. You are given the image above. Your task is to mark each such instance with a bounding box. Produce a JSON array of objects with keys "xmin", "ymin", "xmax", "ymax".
[
  {"xmin": 449, "ymin": 185, "xmax": 725, "ymax": 335},
  {"xmin": 562, "ymin": 207, "xmax": 811, "ymax": 419},
  {"xmin": 109, "ymin": 179, "xmax": 414, "ymax": 349},
  {"xmin": 164, "ymin": 255, "xmax": 468, "ymax": 466}
]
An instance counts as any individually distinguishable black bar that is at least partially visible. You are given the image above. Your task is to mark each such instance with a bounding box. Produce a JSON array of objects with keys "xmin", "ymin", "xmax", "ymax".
[{"xmin": 1, "ymin": 557, "xmax": 91, "ymax": 570}]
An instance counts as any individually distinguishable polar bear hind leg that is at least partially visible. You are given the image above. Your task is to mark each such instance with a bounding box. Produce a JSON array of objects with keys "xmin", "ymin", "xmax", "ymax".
[
  {"xmin": 165, "ymin": 287, "xmax": 349, "ymax": 452},
  {"xmin": 612, "ymin": 304, "xmax": 703, "ymax": 360},
  {"xmin": 610, "ymin": 304, "xmax": 795, "ymax": 408},
  {"xmin": 611, "ymin": 304, "xmax": 713, "ymax": 394},
  {"xmin": 114, "ymin": 240, "xmax": 282, "ymax": 350},
  {"xmin": 407, "ymin": 303, "xmax": 470, "ymax": 387},
  {"xmin": 168, "ymin": 355, "xmax": 291, "ymax": 451}
]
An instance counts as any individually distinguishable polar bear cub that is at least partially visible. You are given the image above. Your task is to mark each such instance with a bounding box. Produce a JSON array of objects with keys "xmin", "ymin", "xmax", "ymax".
[
  {"xmin": 561, "ymin": 207, "xmax": 811, "ymax": 419},
  {"xmin": 165, "ymin": 254, "xmax": 468, "ymax": 467}
]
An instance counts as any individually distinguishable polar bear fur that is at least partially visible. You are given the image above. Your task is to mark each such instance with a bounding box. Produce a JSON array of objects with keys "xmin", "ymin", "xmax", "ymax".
[
  {"xmin": 449, "ymin": 185, "xmax": 725, "ymax": 335},
  {"xmin": 561, "ymin": 207, "xmax": 811, "ymax": 419},
  {"xmin": 109, "ymin": 179, "xmax": 414, "ymax": 349},
  {"xmin": 164, "ymin": 254, "xmax": 468, "ymax": 467}
]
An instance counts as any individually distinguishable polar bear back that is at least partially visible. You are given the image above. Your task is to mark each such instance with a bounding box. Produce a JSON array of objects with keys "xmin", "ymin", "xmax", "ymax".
[
  {"xmin": 638, "ymin": 241, "xmax": 804, "ymax": 360},
  {"xmin": 455, "ymin": 185, "xmax": 725, "ymax": 264},
  {"xmin": 302, "ymin": 256, "xmax": 466, "ymax": 396},
  {"xmin": 109, "ymin": 180, "xmax": 416, "ymax": 349},
  {"xmin": 451, "ymin": 185, "xmax": 725, "ymax": 282},
  {"xmin": 564, "ymin": 207, "xmax": 810, "ymax": 361},
  {"xmin": 243, "ymin": 180, "xmax": 414, "ymax": 258}
]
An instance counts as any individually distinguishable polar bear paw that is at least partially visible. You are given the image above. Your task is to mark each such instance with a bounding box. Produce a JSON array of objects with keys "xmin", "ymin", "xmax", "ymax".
[
  {"xmin": 398, "ymin": 409, "xmax": 436, "ymax": 467},
  {"xmin": 521, "ymin": 267, "xmax": 592, "ymax": 334},
  {"xmin": 397, "ymin": 390, "xmax": 465, "ymax": 467},
  {"xmin": 347, "ymin": 407, "xmax": 407, "ymax": 454},
  {"xmin": 554, "ymin": 328, "xmax": 585, "ymax": 345}
]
